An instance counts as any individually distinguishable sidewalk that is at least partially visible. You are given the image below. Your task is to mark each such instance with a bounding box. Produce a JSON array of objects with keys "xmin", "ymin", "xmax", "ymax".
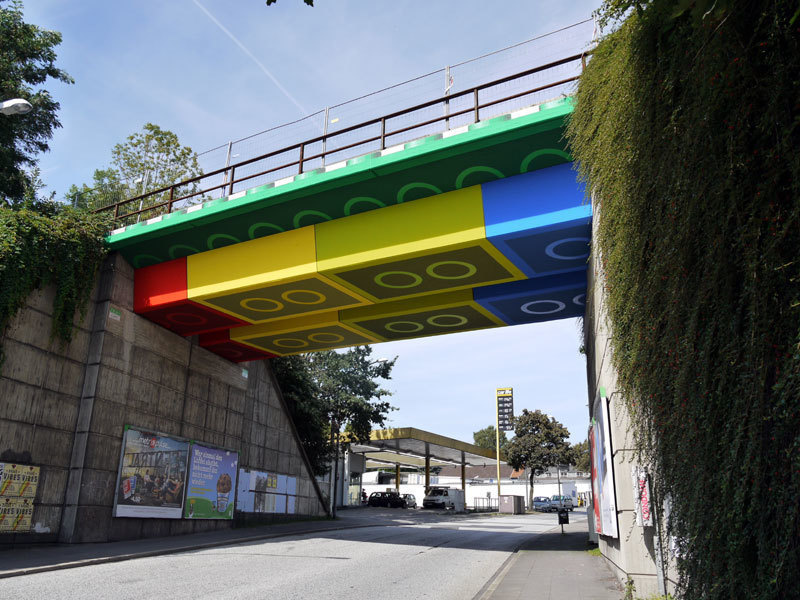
[{"xmin": 477, "ymin": 517, "xmax": 622, "ymax": 600}]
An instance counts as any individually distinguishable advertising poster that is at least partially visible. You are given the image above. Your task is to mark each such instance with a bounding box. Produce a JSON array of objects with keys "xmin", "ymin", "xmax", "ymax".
[
  {"xmin": 0, "ymin": 497, "xmax": 34, "ymax": 532},
  {"xmin": 0, "ymin": 463, "xmax": 40, "ymax": 533},
  {"xmin": 588, "ymin": 425, "xmax": 602, "ymax": 533},
  {"xmin": 184, "ymin": 444, "xmax": 238, "ymax": 520},
  {"xmin": 236, "ymin": 468, "xmax": 254, "ymax": 512},
  {"xmin": 0, "ymin": 463, "xmax": 40, "ymax": 498},
  {"xmin": 249, "ymin": 470, "xmax": 286, "ymax": 494},
  {"xmin": 114, "ymin": 426, "xmax": 190, "ymax": 519},
  {"xmin": 631, "ymin": 466, "xmax": 653, "ymax": 527},
  {"xmin": 591, "ymin": 393, "xmax": 619, "ymax": 538}
]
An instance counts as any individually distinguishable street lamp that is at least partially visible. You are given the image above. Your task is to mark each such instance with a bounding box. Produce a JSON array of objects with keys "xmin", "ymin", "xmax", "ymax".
[{"xmin": 0, "ymin": 98, "xmax": 33, "ymax": 115}]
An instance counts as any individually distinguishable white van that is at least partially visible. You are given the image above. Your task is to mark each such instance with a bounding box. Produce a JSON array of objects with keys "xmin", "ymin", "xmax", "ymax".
[
  {"xmin": 423, "ymin": 487, "xmax": 465, "ymax": 511},
  {"xmin": 551, "ymin": 495, "xmax": 574, "ymax": 511}
]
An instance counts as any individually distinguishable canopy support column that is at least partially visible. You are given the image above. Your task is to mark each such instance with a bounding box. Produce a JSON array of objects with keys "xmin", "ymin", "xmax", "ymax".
[
  {"xmin": 424, "ymin": 442, "xmax": 430, "ymax": 493},
  {"xmin": 461, "ymin": 451, "xmax": 466, "ymax": 490}
]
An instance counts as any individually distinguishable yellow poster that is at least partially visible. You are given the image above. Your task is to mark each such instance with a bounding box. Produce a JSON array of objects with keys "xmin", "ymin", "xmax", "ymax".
[
  {"xmin": 0, "ymin": 497, "xmax": 34, "ymax": 532},
  {"xmin": 0, "ymin": 463, "xmax": 40, "ymax": 498}
]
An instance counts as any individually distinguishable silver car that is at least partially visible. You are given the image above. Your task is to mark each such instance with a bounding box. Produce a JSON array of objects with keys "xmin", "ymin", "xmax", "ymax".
[{"xmin": 533, "ymin": 496, "xmax": 553, "ymax": 512}]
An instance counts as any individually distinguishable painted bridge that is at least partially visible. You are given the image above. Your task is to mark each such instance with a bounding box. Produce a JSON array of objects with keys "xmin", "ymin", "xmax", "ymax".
[{"xmin": 100, "ymin": 55, "xmax": 591, "ymax": 362}]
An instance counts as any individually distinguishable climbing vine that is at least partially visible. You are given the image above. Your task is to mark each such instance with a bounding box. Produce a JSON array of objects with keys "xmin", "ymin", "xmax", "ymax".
[
  {"xmin": 0, "ymin": 202, "xmax": 109, "ymax": 358},
  {"xmin": 567, "ymin": 1, "xmax": 799, "ymax": 598}
]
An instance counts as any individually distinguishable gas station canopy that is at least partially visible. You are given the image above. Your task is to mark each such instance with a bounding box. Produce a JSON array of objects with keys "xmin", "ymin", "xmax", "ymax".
[{"xmin": 347, "ymin": 427, "xmax": 504, "ymax": 469}]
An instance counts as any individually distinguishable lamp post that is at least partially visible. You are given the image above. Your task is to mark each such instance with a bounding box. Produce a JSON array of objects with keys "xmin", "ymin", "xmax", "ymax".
[{"xmin": 0, "ymin": 99, "xmax": 32, "ymax": 115}]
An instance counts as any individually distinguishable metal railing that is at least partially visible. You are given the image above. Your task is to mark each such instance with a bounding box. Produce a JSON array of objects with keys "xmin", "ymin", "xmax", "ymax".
[
  {"xmin": 96, "ymin": 52, "xmax": 588, "ymax": 229},
  {"xmin": 472, "ymin": 497, "xmax": 499, "ymax": 512}
]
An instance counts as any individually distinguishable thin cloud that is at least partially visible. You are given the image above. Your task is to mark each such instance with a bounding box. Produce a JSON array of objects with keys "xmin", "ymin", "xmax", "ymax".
[{"xmin": 190, "ymin": 0, "xmax": 308, "ymax": 116}]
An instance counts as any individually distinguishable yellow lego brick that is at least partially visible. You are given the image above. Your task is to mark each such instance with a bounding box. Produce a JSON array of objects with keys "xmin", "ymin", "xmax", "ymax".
[
  {"xmin": 316, "ymin": 186, "xmax": 525, "ymax": 302},
  {"xmin": 231, "ymin": 311, "xmax": 379, "ymax": 356},
  {"xmin": 187, "ymin": 226, "xmax": 370, "ymax": 323},
  {"xmin": 341, "ymin": 289, "xmax": 505, "ymax": 342}
]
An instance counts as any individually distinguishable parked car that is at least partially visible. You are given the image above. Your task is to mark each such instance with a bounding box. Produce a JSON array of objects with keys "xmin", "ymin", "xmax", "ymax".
[
  {"xmin": 532, "ymin": 496, "xmax": 553, "ymax": 512},
  {"xmin": 367, "ymin": 491, "xmax": 406, "ymax": 508},
  {"xmin": 402, "ymin": 494, "xmax": 417, "ymax": 509},
  {"xmin": 550, "ymin": 495, "xmax": 574, "ymax": 511}
]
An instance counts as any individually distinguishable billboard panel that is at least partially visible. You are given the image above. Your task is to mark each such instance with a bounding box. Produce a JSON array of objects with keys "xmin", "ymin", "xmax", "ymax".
[
  {"xmin": 236, "ymin": 468, "xmax": 255, "ymax": 512},
  {"xmin": 237, "ymin": 469, "xmax": 297, "ymax": 515},
  {"xmin": 0, "ymin": 463, "xmax": 40, "ymax": 498},
  {"xmin": 590, "ymin": 393, "xmax": 618, "ymax": 538},
  {"xmin": 114, "ymin": 426, "xmax": 189, "ymax": 519},
  {"xmin": 0, "ymin": 497, "xmax": 33, "ymax": 532},
  {"xmin": 184, "ymin": 444, "xmax": 238, "ymax": 520}
]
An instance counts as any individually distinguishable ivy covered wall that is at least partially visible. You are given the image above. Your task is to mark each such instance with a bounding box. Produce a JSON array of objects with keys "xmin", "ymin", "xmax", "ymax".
[
  {"xmin": 567, "ymin": 1, "xmax": 799, "ymax": 598},
  {"xmin": 0, "ymin": 203, "xmax": 108, "ymax": 357}
]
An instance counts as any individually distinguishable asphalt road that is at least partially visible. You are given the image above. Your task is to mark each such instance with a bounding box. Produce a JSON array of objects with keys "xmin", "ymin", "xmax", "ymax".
[{"xmin": 3, "ymin": 509, "xmax": 578, "ymax": 600}]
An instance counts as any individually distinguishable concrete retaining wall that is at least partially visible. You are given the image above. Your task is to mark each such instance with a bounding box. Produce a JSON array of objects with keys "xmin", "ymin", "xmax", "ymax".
[
  {"xmin": 0, "ymin": 252, "xmax": 326, "ymax": 545},
  {"xmin": 584, "ymin": 203, "xmax": 677, "ymax": 596}
]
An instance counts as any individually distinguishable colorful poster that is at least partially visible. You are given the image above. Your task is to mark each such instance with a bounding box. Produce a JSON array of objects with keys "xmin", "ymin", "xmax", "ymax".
[
  {"xmin": 254, "ymin": 492, "xmax": 277, "ymax": 513},
  {"xmin": 631, "ymin": 466, "xmax": 653, "ymax": 527},
  {"xmin": 237, "ymin": 469, "xmax": 297, "ymax": 515},
  {"xmin": 0, "ymin": 463, "xmax": 40, "ymax": 498},
  {"xmin": 0, "ymin": 497, "xmax": 33, "ymax": 532},
  {"xmin": 249, "ymin": 470, "xmax": 284, "ymax": 493},
  {"xmin": 591, "ymin": 393, "xmax": 618, "ymax": 538},
  {"xmin": 184, "ymin": 444, "xmax": 238, "ymax": 520},
  {"xmin": 236, "ymin": 468, "xmax": 254, "ymax": 512},
  {"xmin": 114, "ymin": 426, "xmax": 190, "ymax": 519},
  {"xmin": 588, "ymin": 425, "xmax": 602, "ymax": 533}
]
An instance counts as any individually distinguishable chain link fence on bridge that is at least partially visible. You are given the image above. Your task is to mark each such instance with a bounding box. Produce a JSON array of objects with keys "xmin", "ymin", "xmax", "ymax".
[{"xmin": 76, "ymin": 19, "xmax": 595, "ymax": 222}]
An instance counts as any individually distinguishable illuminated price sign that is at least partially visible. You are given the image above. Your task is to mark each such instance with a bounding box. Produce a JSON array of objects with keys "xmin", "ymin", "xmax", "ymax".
[{"xmin": 496, "ymin": 387, "xmax": 514, "ymax": 431}]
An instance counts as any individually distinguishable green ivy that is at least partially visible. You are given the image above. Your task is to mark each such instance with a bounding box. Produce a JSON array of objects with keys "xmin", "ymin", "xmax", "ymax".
[
  {"xmin": 567, "ymin": 1, "xmax": 799, "ymax": 598},
  {"xmin": 0, "ymin": 202, "xmax": 109, "ymax": 358}
]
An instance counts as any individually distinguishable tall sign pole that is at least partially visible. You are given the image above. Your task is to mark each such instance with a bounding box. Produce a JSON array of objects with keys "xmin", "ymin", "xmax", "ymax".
[
  {"xmin": 495, "ymin": 391, "xmax": 501, "ymax": 501},
  {"xmin": 495, "ymin": 387, "xmax": 514, "ymax": 502}
]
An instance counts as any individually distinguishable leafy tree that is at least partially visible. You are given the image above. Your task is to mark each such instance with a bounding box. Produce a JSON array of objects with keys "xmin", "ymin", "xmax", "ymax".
[
  {"xmin": 110, "ymin": 123, "xmax": 201, "ymax": 194},
  {"xmin": 270, "ymin": 354, "xmax": 332, "ymax": 475},
  {"xmin": 572, "ymin": 439, "xmax": 590, "ymax": 473},
  {"xmin": 271, "ymin": 346, "xmax": 395, "ymax": 477},
  {"xmin": 70, "ymin": 123, "xmax": 202, "ymax": 212},
  {"xmin": 504, "ymin": 409, "xmax": 574, "ymax": 490},
  {"xmin": 0, "ymin": 0, "xmax": 73, "ymax": 204},
  {"xmin": 67, "ymin": 168, "xmax": 125, "ymax": 210},
  {"xmin": 472, "ymin": 425, "xmax": 509, "ymax": 454},
  {"xmin": 307, "ymin": 346, "xmax": 394, "ymax": 443}
]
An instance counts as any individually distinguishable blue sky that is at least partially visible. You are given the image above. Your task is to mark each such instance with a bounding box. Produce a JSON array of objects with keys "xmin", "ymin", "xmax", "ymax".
[{"xmin": 22, "ymin": 0, "xmax": 601, "ymax": 444}]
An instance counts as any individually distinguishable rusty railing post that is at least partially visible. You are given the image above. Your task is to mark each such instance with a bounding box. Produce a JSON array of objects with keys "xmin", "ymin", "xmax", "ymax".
[
  {"xmin": 380, "ymin": 118, "xmax": 386, "ymax": 150},
  {"xmin": 298, "ymin": 143, "xmax": 305, "ymax": 174},
  {"xmin": 228, "ymin": 166, "xmax": 235, "ymax": 196},
  {"xmin": 473, "ymin": 88, "xmax": 479, "ymax": 123}
]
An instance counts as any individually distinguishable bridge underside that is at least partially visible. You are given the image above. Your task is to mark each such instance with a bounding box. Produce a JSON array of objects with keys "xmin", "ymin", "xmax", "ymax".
[{"xmin": 116, "ymin": 99, "xmax": 590, "ymax": 361}]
